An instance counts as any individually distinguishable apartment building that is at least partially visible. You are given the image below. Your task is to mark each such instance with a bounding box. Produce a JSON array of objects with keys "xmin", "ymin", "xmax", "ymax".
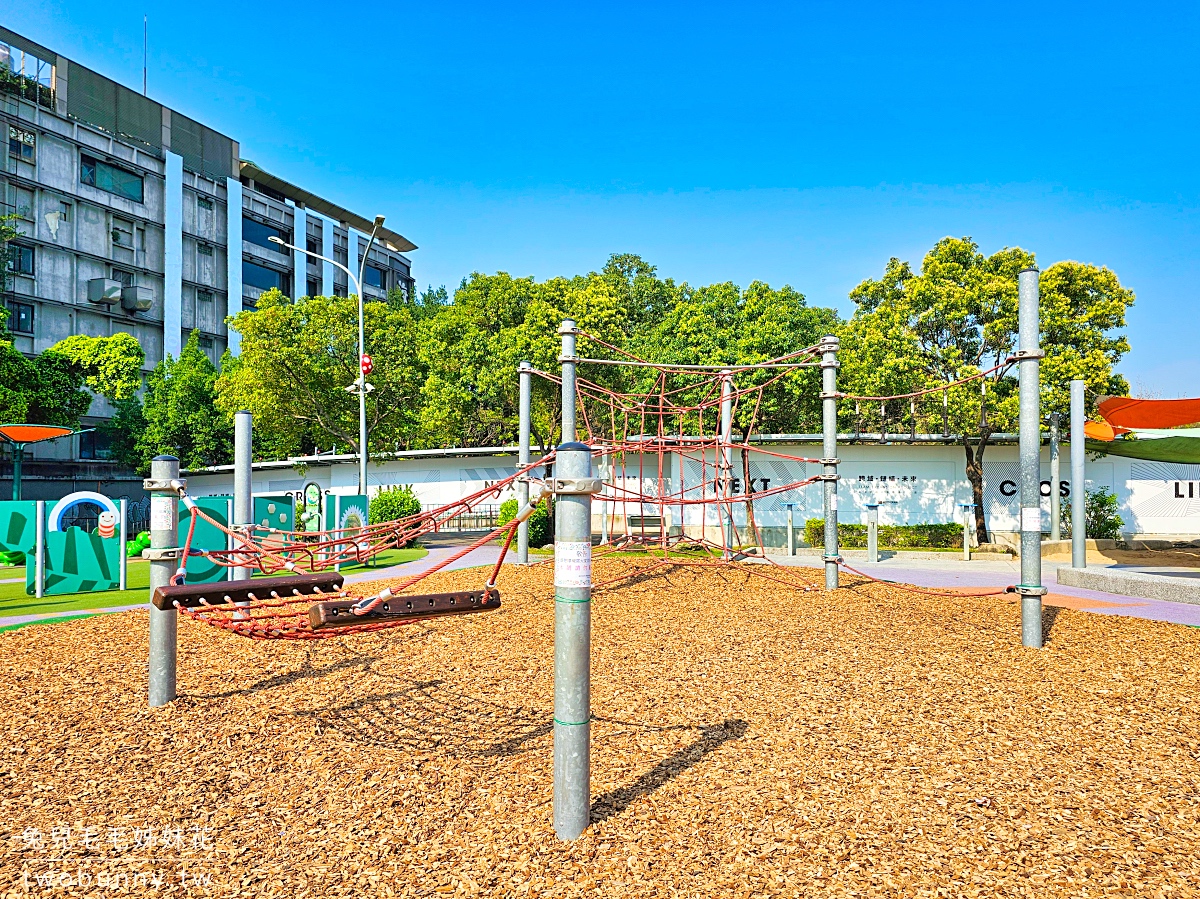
[{"xmin": 1, "ymin": 25, "xmax": 416, "ymax": 480}]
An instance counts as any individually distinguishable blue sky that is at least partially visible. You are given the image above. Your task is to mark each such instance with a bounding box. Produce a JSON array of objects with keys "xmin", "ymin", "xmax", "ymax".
[{"xmin": 14, "ymin": 1, "xmax": 1200, "ymax": 394}]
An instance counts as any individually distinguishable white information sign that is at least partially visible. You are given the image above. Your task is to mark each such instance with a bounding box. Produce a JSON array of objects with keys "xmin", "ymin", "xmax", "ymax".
[
  {"xmin": 554, "ymin": 541, "xmax": 592, "ymax": 589},
  {"xmin": 1021, "ymin": 507, "xmax": 1042, "ymax": 532},
  {"xmin": 150, "ymin": 496, "xmax": 174, "ymax": 532}
]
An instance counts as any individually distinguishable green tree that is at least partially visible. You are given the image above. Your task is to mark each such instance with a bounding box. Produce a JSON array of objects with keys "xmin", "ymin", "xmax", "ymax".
[
  {"xmin": 217, "ymin": 290, "xmax": 424, "ymax": 458},
  {"xmin": 135, "ymin": 330, "xmax": 231, "ymax": 473},
  {"xmin": 48, "ymin": 333, "xmax": 145, "ymax": 401},
  {"xmin": 633, "ymin": 279, "xmax": 839, "ymax": 535},
  {"xmin": 839, "ymin": 238, "xmax": 1134, "ymax": 542}
]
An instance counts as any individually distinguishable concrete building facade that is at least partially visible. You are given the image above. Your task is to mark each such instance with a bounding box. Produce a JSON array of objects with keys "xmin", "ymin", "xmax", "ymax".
[{"xmin": 1, "ymin": 24, "xmax": 416, "ymax": 485}]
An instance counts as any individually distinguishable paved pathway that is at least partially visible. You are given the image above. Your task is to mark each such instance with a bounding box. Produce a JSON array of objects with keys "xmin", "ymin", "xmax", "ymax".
[{"xmin": 771, "ymin": 554, "xmax": 1200, "ymax": 627}]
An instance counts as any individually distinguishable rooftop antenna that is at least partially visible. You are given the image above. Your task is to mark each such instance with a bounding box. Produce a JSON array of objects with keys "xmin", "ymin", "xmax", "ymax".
[{"xmin": 142, "ymin": 15, "xmax": 147, "ymax": 95}]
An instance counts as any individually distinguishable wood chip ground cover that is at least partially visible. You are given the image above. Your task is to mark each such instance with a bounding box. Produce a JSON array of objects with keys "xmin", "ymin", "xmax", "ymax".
[{"xmin": 1, "ymin": 559, "xmax": 1198, "ymax": 897}]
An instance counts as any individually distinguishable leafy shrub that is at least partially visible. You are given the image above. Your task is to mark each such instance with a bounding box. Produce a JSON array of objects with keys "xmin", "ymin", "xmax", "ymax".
[
  {"xmin": 804, "ymin": 518, "xmax": 963, "ymax": 549},
  {"xmin": 1062, "ymin": 487, "xmax": 1124, "ymax": 540},
  {"xmin": 370, "ymin": 486, "xmax": 422, "ymax": 525},
  {"xmin": 497, "ymin": 496, "xmax": 552, "ymax": 547}
]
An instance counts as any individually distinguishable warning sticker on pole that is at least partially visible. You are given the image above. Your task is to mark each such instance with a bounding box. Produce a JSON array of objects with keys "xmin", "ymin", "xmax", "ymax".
[
  {"xmin": 829, "ymin": 493, "xmax": 838, "ymax": 511},
  {"xmin": 150, "ymin": 496, "xmax": 174, "ymax": 532},
  {"xmin": 1021, "ymin": 507, "xmax": 1043, "ymax": 532},
  {"xmin": 554, "ymin": 541, "xmax": 592, "ymax": 588}
]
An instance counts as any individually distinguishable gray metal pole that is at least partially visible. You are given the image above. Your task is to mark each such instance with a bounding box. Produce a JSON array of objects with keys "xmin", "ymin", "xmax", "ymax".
[
  {"xmin": 1071, "ymin": 379, "xmax": 1087, "ymax": 568},
  {"xmin": 786, "ymin": 504, "xmax": 795, "ymax": 556},
  {"xmin": 518, "ymin": 361, "xmax": 532, "ymax": 563},
  {"xmin": 119, "ymin": 498, "xmax": 128, "ymax": 591},
  {"xmin": 560, "ymin": 321, "xmax": 577, "ymax": 441},
  {"xmin": 148, "ymin": 455, "xmax": 180, "ymax": 707},
  {"xmin": 34, "ymin": 500, "xmax": 44, "ymax": 599},
  {"xmin": 961, "ymin": 503, "xmax": 974, "ymax": 561},
  {"xmin": 866, "ymin": 503, "xmax": 879, "ymax": 564},
  {"xmin": 820, "ymin": 336, "xmax": 840, "ymax": 590},
  {"xmin": 552, "ymin": 441, "xmax": 593, "ymax": 840},
  {"xmin": 1017, "ymin": 269, "xmax": 1044, "ymax": 649},
  {"xmin": 233, "ymin": 411, "xmax": 253, "ymax": 584},
  {"xmin": 719, "ymin": 372, "xmax": 734, "ymax": 556},
  {"xmin": 553, "ymin": 316, "xmax": 592, "ymax": 841},
  {"xmin": 1049, "ymin": 412, "xmax": 1061, "ymax": 542}
]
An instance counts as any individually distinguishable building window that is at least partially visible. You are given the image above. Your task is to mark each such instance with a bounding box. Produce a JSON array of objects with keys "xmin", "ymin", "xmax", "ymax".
[
  {"xmin": 199, "ymin": 335, "xmax": 214, "ymax": 349},
  {"xmin": 198, "ymin": 289, "xmax": 214, "ymax": 303},
  {"xmin": 111, "ymin": 218, "xmax": 134, "ymax": 249},
  {"xmin": 242, "ymin": 217, "xmax": 288, "ymax": 252},
  {"xmin": 6, "ymin": 300, "xmax": 34, "ymax": 334},
  {"xmin": 363, "ymin": 265, "xmax": 388, "ymax": 290},
  {"xmin": 306, "ymin": 278, "xmax": 320, "ymax": 298},
  {"xmin": 243, "ymin": 260, "xmax": 290, "ymax": 294},
  {"xmin": 6, "ymin": 243, "xmax": 33, "ymax": 276},
  {"xmin": 80, "ymin": 154, "xmax": 144, "ymax": 203},
  {"xmin": 59, "ymin": 201, "xmax": 70, "ymax": 221},
  {"xmin": 197, "ymin": 196, "xmax": 214, "ymax": 210},
  {"xmin": 197, "ymin": 243, "xmax": 214, "ymax": 256},
  {"xmin": 111, "ymin": 268, "xmax": 134, "ymax": 288},
  {"xmin": 8, "ymin": 125, "xmax": 35, "ymax": 162},
  {"xmin": 78, "ymin": 429, "xmax": 113, "ymax": 461}
]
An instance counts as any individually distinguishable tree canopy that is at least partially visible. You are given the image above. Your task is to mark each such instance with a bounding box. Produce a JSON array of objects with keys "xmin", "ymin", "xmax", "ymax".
[{"xmin": 838, "ymin": 237, "xmax": 1134, "ymax": 541}]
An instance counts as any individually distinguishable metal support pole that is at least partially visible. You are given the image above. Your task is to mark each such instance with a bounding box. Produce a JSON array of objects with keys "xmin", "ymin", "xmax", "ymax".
[
  {"xmin": 600, "ymin": 457, "xmax": 610, "ymax": 545},
  {"xmin": 719, "ymin": 371, "xmax": 734, "ymax": 556},
  {"xmin": 148, "ymin": 455, "xmax": 181, "ymax": 707},
  {"xmin": 233, "ymin": 411, "xmax": 253, "ymax": 585},
  {"xmin": 1071, "ymin": 379, "xmax": 1087, "ymax": 569},
  {"xmin": 866, "ymin": 503, "xmax": 879, "ymax": 564},
  {"xmin": 960, "ymin": 503, "xmax": 975, "ymax": 561},
  {"xmin": 786, "ymin": 504, "xmax": 795, "ymax": 556},
  {"xmin": 559, "ymin": 321, "xmax": 577, "ymax": 441},
  {"xmin": 553, "ymin": 316, "xmax": 592, "ymax": 841},
  {"xmin": 518, "ymin": 361, "xmax": 532, "ymax": 563},
  {"xmin": 820, "ymin": 336, "xmax": 840, "ymax": 590},
  {"xmin": 1017, "ymin": 269, "xmax": 1044, "ymax": 649},
  {"xmin": 119, "ymin": 498, "xmax": 128, "ymax": 591},
  {"xmin": 12, "ymin": 444, "xmax": 22, "ymax": 501},
  {"xmin": 552, "ymin": 442, "xmax": 593, "ymax": 840},
  {"xmin": 34, "ymin": 500, "xmax": 44, "ymax": 599},
  {"xmin": 1049, "ymin": 412, "xmax": 1061, "ymax": 542}
]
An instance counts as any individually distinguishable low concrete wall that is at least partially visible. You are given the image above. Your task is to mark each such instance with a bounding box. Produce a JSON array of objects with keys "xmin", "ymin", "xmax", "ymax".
[{"xmin": 1056, "ymin": 566, "xmax": 1200, "ymax": 606}]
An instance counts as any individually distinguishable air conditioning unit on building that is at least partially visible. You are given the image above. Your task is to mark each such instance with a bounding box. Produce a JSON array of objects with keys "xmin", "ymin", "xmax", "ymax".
[
  {"xmin": 87, "ymin": 278, "xmax": 122, "ymax": 305},
  {"xmin": 121, "ymin": 285, "xmax": 154, "ymax": 312}
]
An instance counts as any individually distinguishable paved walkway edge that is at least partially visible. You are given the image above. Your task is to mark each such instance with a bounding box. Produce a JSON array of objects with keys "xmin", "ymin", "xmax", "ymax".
[{"xmin": 1057, "ymin": 566, "xmax": 1200, "ymax": 606}]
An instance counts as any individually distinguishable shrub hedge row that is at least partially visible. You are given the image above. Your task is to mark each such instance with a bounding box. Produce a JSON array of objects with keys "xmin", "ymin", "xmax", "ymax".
[{"xmin": 804, "ymin": 518, "xmax": 963, "ymax": 549}]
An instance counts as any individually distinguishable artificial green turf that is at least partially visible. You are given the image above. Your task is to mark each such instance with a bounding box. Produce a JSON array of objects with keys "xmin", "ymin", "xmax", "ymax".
[{"xmin": 0, "ymin": 547, "xmax": 428, "ymax": 621}]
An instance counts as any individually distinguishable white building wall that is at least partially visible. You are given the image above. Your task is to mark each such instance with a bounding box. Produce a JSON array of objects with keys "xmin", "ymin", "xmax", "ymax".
[{"xmin": 180, "ymin": 442, "xmax": 1200, "ymax": 539}]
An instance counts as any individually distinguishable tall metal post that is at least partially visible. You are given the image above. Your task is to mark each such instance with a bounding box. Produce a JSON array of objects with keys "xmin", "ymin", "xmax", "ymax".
[
  {"xmin": 820, "ymin": 336, "xmax": 840, "ymax": 590},
  {"xmin": 233, "ymin": 411, "xmax": 253, "ymax": 584},
  {"xmin": 960, "ymin": 503, "xmax": 975, "ymax": 561},
  {"xmin": 866, "ymin": 503, "xmax": 879, "ymax": 564},
  {"xmin": 1070, "ymin": 379, "xmax": 1087, "ymax": 568},
  {"xmin": 147, "ymin": 455, "xmax": 181, "ymax": 707},
  {"xmin": 786, "ymin": 504, "xmax": 795, "ymax": 556},
  {"xmin": 554, "ymin": 319, "xmax": 593, "ymax": 841},
  {"xmin": 11, "ymin": 445, "xmax": 20, "ymax": 501},
  {"xmin": 34, "ymin": 500, "xmax": 44, "ymax": 599},
  {"xmin": 1017, "ymin": 269, "xmax": 1044, "ymax": 649},
  {"xmin": 119, "ymin": 498, "xmax": 128, "ymax": 591},
  {"xmin": 1049, "ymin": 412, "xmax": 1061, "ymax": 541},
  {"xmin": 517, "ymin": 361, "xmax": 532, "ymax": 563},
  {"xmin": 719, "ymin": 371, "xmax": 734, "ymax": 555}
]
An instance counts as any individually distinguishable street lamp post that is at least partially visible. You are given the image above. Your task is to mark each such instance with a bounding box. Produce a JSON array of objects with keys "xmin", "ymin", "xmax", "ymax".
[{"xmin": 270, "ymin": 213, "xmax": 385, "ymax": 495}]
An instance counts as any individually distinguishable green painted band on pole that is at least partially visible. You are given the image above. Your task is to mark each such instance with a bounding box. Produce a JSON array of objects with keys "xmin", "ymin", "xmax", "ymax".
[
  {"xmin": 555, "ymin": 595, "xmax": 591, "ymax": 604},
  {"xmin": 553, "ymin": 717, "xmax": 589, "ymax": 727}
]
